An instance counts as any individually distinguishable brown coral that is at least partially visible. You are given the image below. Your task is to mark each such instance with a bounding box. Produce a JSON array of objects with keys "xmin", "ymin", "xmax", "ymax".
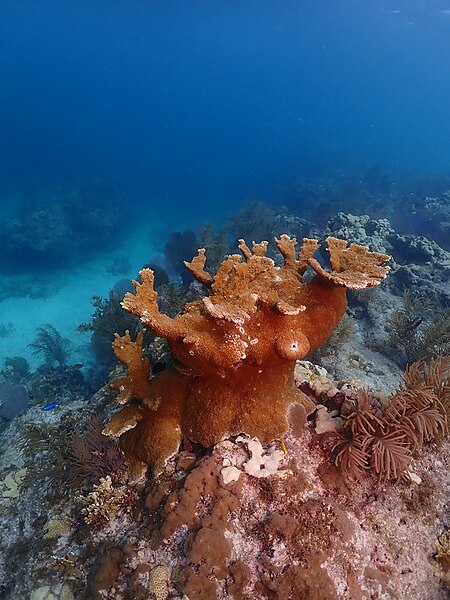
[
  {"xmin": 103, "ymin": 235, "xmax": 390, "ymax": 479},
  {"xmin": 330, "ymin": 356, "xmax": 449, "ymax": 480}
]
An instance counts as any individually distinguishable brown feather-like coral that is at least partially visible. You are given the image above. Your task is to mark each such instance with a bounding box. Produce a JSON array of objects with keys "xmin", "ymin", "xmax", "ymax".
[
  {"xmin": 363, "ymin": 430, "xmax": 411, "ymax": 481},
  {"xmin": 103, "ymin": 235, "xmax": 390, "ymax": 480},
  {"xmin": 331, "ymin": 356, "xmax": 449, "ymax": 480},
  {"xmin": 332, "ymin": 435, "xmax": 369, "ymax": 478},
  {"xmin": 342, "ymin": 389, "xmax": 385, "ymax": 436}
]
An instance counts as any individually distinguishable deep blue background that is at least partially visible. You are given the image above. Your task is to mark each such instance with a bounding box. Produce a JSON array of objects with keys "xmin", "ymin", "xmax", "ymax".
[{"xmin": 1, "ymin": 0, "xmax": 449, "ymax": 219}]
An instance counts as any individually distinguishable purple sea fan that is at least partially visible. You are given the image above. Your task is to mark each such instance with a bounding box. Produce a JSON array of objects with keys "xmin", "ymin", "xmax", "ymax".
[{"xmin": 0, "ymin": 382, "xmax": 29, "ymax": 420}]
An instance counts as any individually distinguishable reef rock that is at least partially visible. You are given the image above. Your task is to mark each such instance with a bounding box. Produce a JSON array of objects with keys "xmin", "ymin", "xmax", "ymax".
[{"xmin": 327, "ymin": 212, "xmax": 450, "ymax": 306}]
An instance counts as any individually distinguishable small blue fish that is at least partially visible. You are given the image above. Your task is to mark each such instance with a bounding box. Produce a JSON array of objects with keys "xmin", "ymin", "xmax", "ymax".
[{"xmin": 43, "ymin": 402, "xmax": 59, "ymax": 411}]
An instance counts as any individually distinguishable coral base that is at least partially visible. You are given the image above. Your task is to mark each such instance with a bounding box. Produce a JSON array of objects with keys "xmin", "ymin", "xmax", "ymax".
[{"xmin": 183, "ymin": 361, "xmax": 314, "ymax": 447}]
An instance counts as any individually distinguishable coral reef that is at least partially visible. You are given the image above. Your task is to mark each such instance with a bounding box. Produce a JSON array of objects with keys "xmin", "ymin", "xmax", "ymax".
[
  {"xmin": 434, "ymin": 529, "xmax": 450, "ymax": 585},
  {"xmin": 324, "ymin": 212, "xmax": 450, "ymax": 374},
  {"xmin": 388, "ymin": 291, "xmax": 450, "ymax": 366},
  {"xmin": 2, "ymin": 356, "xmax": 30, "ymax": 380},
  {"xmin": 148, "ymin": 565, "xmax": 170, "ymax": 600},
  {"xmin": 0, "ymin": 356, "xmax": 448, "ymax": 599},
  {"xmin": 3, "ymin": 200, "xmax": 450, "ymax": 599},
  {"xmin": 64, "ymin": 414, "xmax": 126, "ymax": 488},
  {"xmin": 0, "ymin": 468, "xmax": 27, "ymax": 498},
  {"xmin": 42, "ymin": 517, "xmax": 72, "ymax": 541},
  {"xmin": 327, "ymin": 212, "xmax": 450, "ymax": 307},
  {"xmin": 27, "ymin": 362, "xmax": 90, "ymax": 407},
  {"xmin": 221, "ymin": 436, "xmax": 292, "ymax": 484},
  {"xmin": 395, "ymin": 189, "xmax": 450, "ymax": 251},
  {"xmin": 103, "ymin": 235, "xmax": 390, "ymax": 480},
  {"xmin": 0, "ymin": 183, "xmax": 126, "ymax": 273},
  {"xmin": 17, "ymin": 412, "xmax": 124, "ymax": 495},
  {"xmin": 287, "ymin": 168, "xmax": 395, "ymax": 226},
  {"xmin": 83, "ymin": 405, "xmax": 449, "ymax": 599}
]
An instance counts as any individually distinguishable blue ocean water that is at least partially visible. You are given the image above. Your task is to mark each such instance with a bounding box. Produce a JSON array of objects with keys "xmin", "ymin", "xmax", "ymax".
[{"xmin": 1, "ymin": 0, "xmax": 450, "ymax": 221}]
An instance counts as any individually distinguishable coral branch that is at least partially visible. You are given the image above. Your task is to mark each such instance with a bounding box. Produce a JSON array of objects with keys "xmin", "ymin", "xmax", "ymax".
[
  {"xmin": 308, "ymin": 237, "xmax": 390, "ymax": 289},
  {"xmin": 297, "ymin": 238, "xmax": 321, "ymax": 274},
  {"xmin": 183, "ymin": 248, "xmax": 213, "ymax": 286},
  {"xmin": 251, "ymin": 240, "xmax": 269, "ymax": 256},
  {"xmin": 238, "ymin": 239, "xmax": 252, "ymax": 260},
  {"xmin": 110, "ymin": 331, "xmax": 154, "ymax": 405},
  {"xmin": 122, "ymin": 269, "xmax": 185, "ymax": 339},
  {"xmin": 275, "ymin": 235, "xmax": 320, "ymax": 275},
  {"xmin": 274, "ymin": 234, "xmax": 298, "ymax": 269},
  {"xmin": 102, "ymin": 405, "xmax": 145, "ymax": 437}
]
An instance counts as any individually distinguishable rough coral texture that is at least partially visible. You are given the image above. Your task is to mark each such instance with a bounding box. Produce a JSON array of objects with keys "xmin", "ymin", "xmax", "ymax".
[
  {"xmin": 80, "ymin": 475, "xmax": 134, "ymax": 526},
  {"xmin": 1, "ymin": 365, "xmax": 447, "ymax": 599},
  {"xmin": 86, "ymin": 407, "xmax": 450, "ymax": 600},
  {"xmin": 148, "ymin": 565, "xmax": 169, "ymax": 600},
  {"xmin": 434, "ymin": 529, "xmax": 450, "ymax": 585},
  {"xmin": 103, "ymin": 235, "xmax": 390, "ymax": 479}
]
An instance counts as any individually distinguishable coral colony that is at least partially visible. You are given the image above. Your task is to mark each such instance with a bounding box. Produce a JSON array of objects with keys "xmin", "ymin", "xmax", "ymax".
[{"xmin": 103, "ymin": 235, "xmax": 390, "ymax": 479}]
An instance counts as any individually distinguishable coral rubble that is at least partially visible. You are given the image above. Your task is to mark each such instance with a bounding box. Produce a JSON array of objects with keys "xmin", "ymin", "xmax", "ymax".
[{"xmin": 104, "ymin": 235, "xmax": 390, "ymax": 480}]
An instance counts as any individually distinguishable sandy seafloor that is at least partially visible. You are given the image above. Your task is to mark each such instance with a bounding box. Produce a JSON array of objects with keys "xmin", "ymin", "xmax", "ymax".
[{"xmin": 0, "ymin": 219, "xmax": 169, "ymax": 370}]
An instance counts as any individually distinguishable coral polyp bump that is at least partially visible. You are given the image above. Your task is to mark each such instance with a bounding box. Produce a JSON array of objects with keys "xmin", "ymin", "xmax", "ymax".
[{"xmin": 103, "ymin": 235, "xmax": 390, "ymax": 480}]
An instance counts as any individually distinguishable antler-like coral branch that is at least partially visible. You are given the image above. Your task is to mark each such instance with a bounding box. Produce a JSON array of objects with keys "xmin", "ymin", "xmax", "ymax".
[
  {"xmin": 102, "ymin": 405, "xmax": 144, "ymax": 437},
  {"xmin": 110, "ymin": 331, "xmax": 152, "ymax": 405},
  {"xmin": 275, "ymin": 235, "xmax": 297, "ymax": 270},
  {"xmin": 297, "ymin": 238, "xmax": 321, "ymax": 273},
  {"xmin": 251, "ymin": 241, "xmax": 268, "ymax": 256},
  {"xmin": 183, "ymin": 249, "xmax": 213, "ymax": 287},
  {"xmin": 275, "ymin": 235, "xmax": 320, "ymax": 275},
  {"xmin": 238, "ymin": 239, "xmax": 252, "ymax": 260},
  {"xmin": 238, "ymin": 239, "xmax": 268, "ymax": 260},
  {"xmin": 308, "ymin": 237, "xmax": 390, "ymax": 289},
  {"xmin": 122, "ymin": 269, "xmax": 185, "ymax": 339}
]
